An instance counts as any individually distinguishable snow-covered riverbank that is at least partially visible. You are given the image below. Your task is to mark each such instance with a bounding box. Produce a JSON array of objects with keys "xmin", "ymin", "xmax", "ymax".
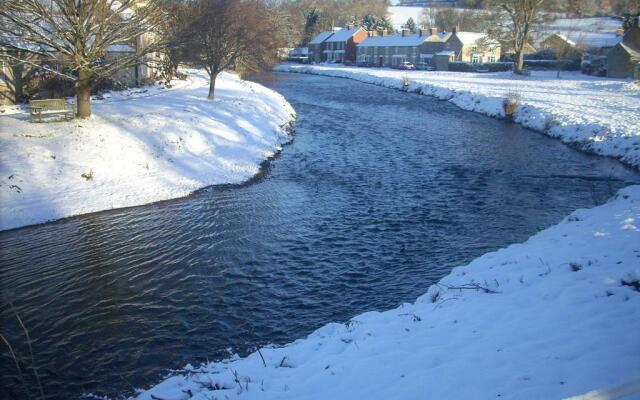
[
  {"xmin": 275, "ymin": 64, "xmax": 640, "ymax": 169},
  {"xmin": 131, "ymin": 185, "xmax": 640, "ymax": 400},
  {"xmin": 0, "ymin": 70, "xmax": 295, "ymax": 231}
]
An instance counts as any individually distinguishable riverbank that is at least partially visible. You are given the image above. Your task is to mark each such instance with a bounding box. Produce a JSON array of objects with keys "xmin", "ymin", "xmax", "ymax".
[
  {"xmin": 0, "ymin": 70, "xmax": 295, "ymax": 231},
  {"xmin": 274, "ymin": 64, "xmax": 640, "ymax": 169},
  {"xmin": 131, "ymin": 185, "xmax": 640, "ymax": 400}
]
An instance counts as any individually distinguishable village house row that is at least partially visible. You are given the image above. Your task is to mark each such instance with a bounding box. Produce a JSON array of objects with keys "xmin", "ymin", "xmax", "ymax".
[
  {"xmin": 305, "ymin": 20, "xmax": 640, "ymax": 78},
  {"xmin": 308, "ymin": 25, "xmax": 500, "ymax": 69}
]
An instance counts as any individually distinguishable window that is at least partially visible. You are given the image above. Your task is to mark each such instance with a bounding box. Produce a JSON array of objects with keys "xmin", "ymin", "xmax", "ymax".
[
  {"xmin": 488, "ymin": 55, "xmax": 496, "ymax": 63},
  {"xmin": 471, "ymin": 54, "xmax": 483, "ymax": 64}
]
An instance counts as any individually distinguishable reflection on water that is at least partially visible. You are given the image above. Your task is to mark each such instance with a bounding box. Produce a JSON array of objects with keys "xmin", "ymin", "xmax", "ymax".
[{"xmin": 1, "ymin": 72, "xmax": 638, "ymax": 400}]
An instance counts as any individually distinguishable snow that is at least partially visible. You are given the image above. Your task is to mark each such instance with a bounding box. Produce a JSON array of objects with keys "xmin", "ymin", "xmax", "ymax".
[
  {"xmin": 325, "ymin": 27, "xmax": 363, "ymax": 42},
  {"xmin": 129, "ymin": 183, "xmax": 640, "ymax": 400},
  {"xmin": 309, "ymin": 31, "xmax": 334, "ymax": 45},
  {"xmin": 387, "ymin": 7, "xmax": 624, "ymax": 50},
  {"xmin": 274, "ymin": 64, "xmax": 640, "ymax": 169},
  {"xmin": 0, "ymin": 69, "xmax": 295, "ymax": 231},
  {"xmin": 453, "ymin": 31, "xmax": 488, "ymax": 44},
  {"xmin": 359, "ymin": 33, "xmax": 430, "ymax": 47},
  {"xmin": 536, "ymin": 17, "xmax": 623, "ymax": 50}
]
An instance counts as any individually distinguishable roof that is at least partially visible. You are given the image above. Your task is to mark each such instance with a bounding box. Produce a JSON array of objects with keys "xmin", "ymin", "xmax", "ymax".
[
  {"xmin": 309, "ymin": 31, "xmax": 334, "ymax": 45},
  {"xmin": 543, "ymin": 33, "xmax": 577, "ymax": 46},
  {"xmin": 618, "ymin": 42, "xmax": 640, "ymax": 59},
  {"xmin": 358, "ymin": 33, "xmax": 429, "ymax": 47},
  {"xmin": 325, "ymin": 27, "xmax": 363, "ymax": 42},
  {"xmin": 453, "ymin": 32, "xmax": 487, "ymax": 45},
  {"xmin": 533, "ymin": 17, "xmax": 624, "ymax": 49},
  {"xmin": 436, "ymin": 50, "xmax": 456, "ymax": 56}
]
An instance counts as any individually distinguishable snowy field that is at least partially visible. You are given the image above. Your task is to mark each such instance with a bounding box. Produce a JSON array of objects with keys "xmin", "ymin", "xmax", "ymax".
[
  {"xmin": 130, "ymin": 185, "xmax": 640, "ymax": 400},
  {"xmin": 0, "ymin": 70, "xmax": 295, "ymax": 231},
  {"xmin": 532, "ymin": 17, "xmax": 623, "ymax": 48},
  {"xmin": 275, "ymin": 64, "xmax": 640, "ymax": 169}
]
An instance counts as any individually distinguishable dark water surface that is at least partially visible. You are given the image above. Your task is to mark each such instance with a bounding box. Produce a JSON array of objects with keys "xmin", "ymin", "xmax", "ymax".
[{"xmin": 1, "ymin": 72, "xmax": 638, "ymax": 400}]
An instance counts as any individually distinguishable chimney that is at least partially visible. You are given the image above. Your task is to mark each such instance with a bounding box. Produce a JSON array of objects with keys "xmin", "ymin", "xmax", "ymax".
[
  {"xmin": 368, "ymin": 30, "xmax": 377, "ymax": 37},
  {"xmin": 431, "ymin": 27, "xmax": 438, "ymax": 36},
  {"xmin": 382, "ymin": 29, "xmax": 388, "ymax": 37},
  {"xmin": 347, "ymin": 23, "xmax": 354, "ymax": 30},
  {"xmin": 401, "ymin": 28, "xmax": 410, "ymax": 37},
  {"xmin": 419, "ymin": 27, "xmax": 427, "ymax": 37},
  {"xmin": 452, "ymin": 24, "xmax": 460, "ymax": 34}
]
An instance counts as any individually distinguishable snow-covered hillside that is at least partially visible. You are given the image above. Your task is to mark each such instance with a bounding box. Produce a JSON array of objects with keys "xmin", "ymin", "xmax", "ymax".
[
  {"xmin": 275, "ymin": 64, "xmax": 640, "ymax": 170},
  {"xmin": 0, "ymin": 70, "xmax": 295, "ymax": 231},
  {"xmin": 388, "ymin": 6, "xmax": 623, "ymax": 48},
  {"xmin": 130, "ymin": 184, "xmax": 640, "ymax": 400}
]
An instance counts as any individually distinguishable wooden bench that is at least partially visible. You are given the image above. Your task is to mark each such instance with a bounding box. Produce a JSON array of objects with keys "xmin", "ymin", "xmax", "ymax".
[{"xmin": 29, "ymin": 99, "xmax": 74, "ymax": 122}]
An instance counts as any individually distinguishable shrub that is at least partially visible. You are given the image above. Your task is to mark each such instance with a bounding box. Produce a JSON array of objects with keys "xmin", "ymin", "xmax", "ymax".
[
  {"xmin": 524, "ymin": 59, "xmax": 581, "ymax": 71},
  {"xmin": 503, "ymin": 91, "xmax": 520, "ymax": 121},
  {"xmin": 449, "ymin": 62, "xmax": 514, "ymax": 73}
]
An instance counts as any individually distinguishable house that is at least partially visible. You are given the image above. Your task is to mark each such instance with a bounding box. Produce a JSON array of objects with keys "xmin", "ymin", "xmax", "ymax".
[
  {"xmin": 533, "ymin": 17, "xmax": 625, "ymax": 57},
  {"xmin": 356, "ymin": 27, "xmax": 450, "ymax": 68},
  {"xmin": 540, "ymin": 33, "xmax": 583, "ymax": 59},
  {"xmin": 0, "ymin": 56, "xmax": 14, "ymax": 105},
  {"xmin": 444, "ymin": 29, "xmax": 501, "ymax": 63},
  {"xmin": 135, "ymin": 32, "xmax": 162, "ymax": 84},
  {"xmin": 0, "ymin": 42, "xmax": 140, "ymax": 105},
  {"xmin": 323, "ymin": 26, "xmax": 368, "ymax": 64},
  {"xmin": 607, "ymin": 18, "xmax": 640, "ymax": 78},
  {"xmin": 308, "ymin": 31, "xmax": 334, "ymax": 63},
  {"xmin": 500, "ymin": 40, "xmax": 537, "ymax": 57}
]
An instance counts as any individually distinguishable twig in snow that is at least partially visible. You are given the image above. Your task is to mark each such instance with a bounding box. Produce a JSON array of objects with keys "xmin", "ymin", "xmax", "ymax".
[
  {"xmin": 257, "ymin": 348, "xmax": 267, "ymax": 367},
  {"xmin": 443, "ymin": 282, "xmax": 500, "ymax": 294}
]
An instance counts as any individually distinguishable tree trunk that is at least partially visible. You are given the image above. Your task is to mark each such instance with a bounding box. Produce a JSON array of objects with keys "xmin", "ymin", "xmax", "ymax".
[
  {"xmin": 207, "ymin": 73, "xmax": 218, "ymax": 100},
  {"xmin": 76, "ymin": 69, "xmax": 92, "ymax": 118},
  {"xmin": 76, "ymin": 85, "xmax": 92, "ymax": 118},
  {"xmin": 514, "ymin": 48, "xmax": 525, "ymax": 75}
]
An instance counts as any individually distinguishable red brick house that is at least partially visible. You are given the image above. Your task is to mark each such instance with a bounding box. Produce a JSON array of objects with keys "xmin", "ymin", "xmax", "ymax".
[{"xmin": 323, "ymin": 26, "xmax": 368, "ymax": 64}]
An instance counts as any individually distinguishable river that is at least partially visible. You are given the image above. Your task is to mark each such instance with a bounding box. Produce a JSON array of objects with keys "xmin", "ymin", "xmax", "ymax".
[{"xmin": 1, "ymin": 72, "xmax": 638, "ymax": 400}]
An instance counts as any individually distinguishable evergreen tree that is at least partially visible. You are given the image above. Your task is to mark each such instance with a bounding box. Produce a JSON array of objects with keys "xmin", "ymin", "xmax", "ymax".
[
  {"xmin": 405, "ymin": 17, "xmax": 417, "ymax": 33},
  {"xmin": 361, "ymin": 14, "xmax": 395, "ymax": 33}
]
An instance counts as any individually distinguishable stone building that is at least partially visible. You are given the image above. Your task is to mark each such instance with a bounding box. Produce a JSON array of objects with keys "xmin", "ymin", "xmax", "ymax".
[
  {"xmin": 607, "ymin": 18, "xmax": 640, "ymax": 79},
  {"xmin": 444, "ymin": 30, "xmax": 501, "ymax": 63}
]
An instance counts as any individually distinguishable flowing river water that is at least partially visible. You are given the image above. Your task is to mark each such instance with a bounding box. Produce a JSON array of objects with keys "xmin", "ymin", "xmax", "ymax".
[{"xmin": 1, "ymin": 72, "xmax": 639, "ymax": 400}]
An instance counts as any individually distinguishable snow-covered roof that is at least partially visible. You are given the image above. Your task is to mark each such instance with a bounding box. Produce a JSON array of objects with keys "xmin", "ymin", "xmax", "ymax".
[
  {"xmin": 358, "ymin": 33, "xmax": 428, "ymax": 47},
  {"xmin": 425, "ymin": 32, "xmax": 451, "ymax": 42},
  {"xmin": 619, "ymin": 42, "xmax": 640, "ymax": 58},
  {"xmin": 534, "ymin": 17, "xmax": 624, "ymax": 50},
  {"xmin": 436, "ymin": 50, "xmax": 455, "ymax": 56},
  {"xmin": 543, "ymin": 33, "xmax": 577, "ymax": 46},
  {"xmin": 325, "ymin": 27, "xmax": 363, "ymax": 42},
  {"xmin": 309, "ymin": 31, "xmax": 334, "ymax": 45},
  {"xmin": 453, "ymin": 32, "xmax": 484, "ymax": 44}
]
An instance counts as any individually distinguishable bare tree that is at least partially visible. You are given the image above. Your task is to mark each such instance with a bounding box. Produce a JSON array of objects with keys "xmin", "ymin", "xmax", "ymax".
[
  {"xmin": 492, "ymin": 0, "xmax": 546, "ymax": 74},
  {"xmin": 181, "ymin": 0, "xmax": 284, "ymax": 100},
  {"xmin": 0, "ymin": 0, "xmax": 168, "ymax": 118}
]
